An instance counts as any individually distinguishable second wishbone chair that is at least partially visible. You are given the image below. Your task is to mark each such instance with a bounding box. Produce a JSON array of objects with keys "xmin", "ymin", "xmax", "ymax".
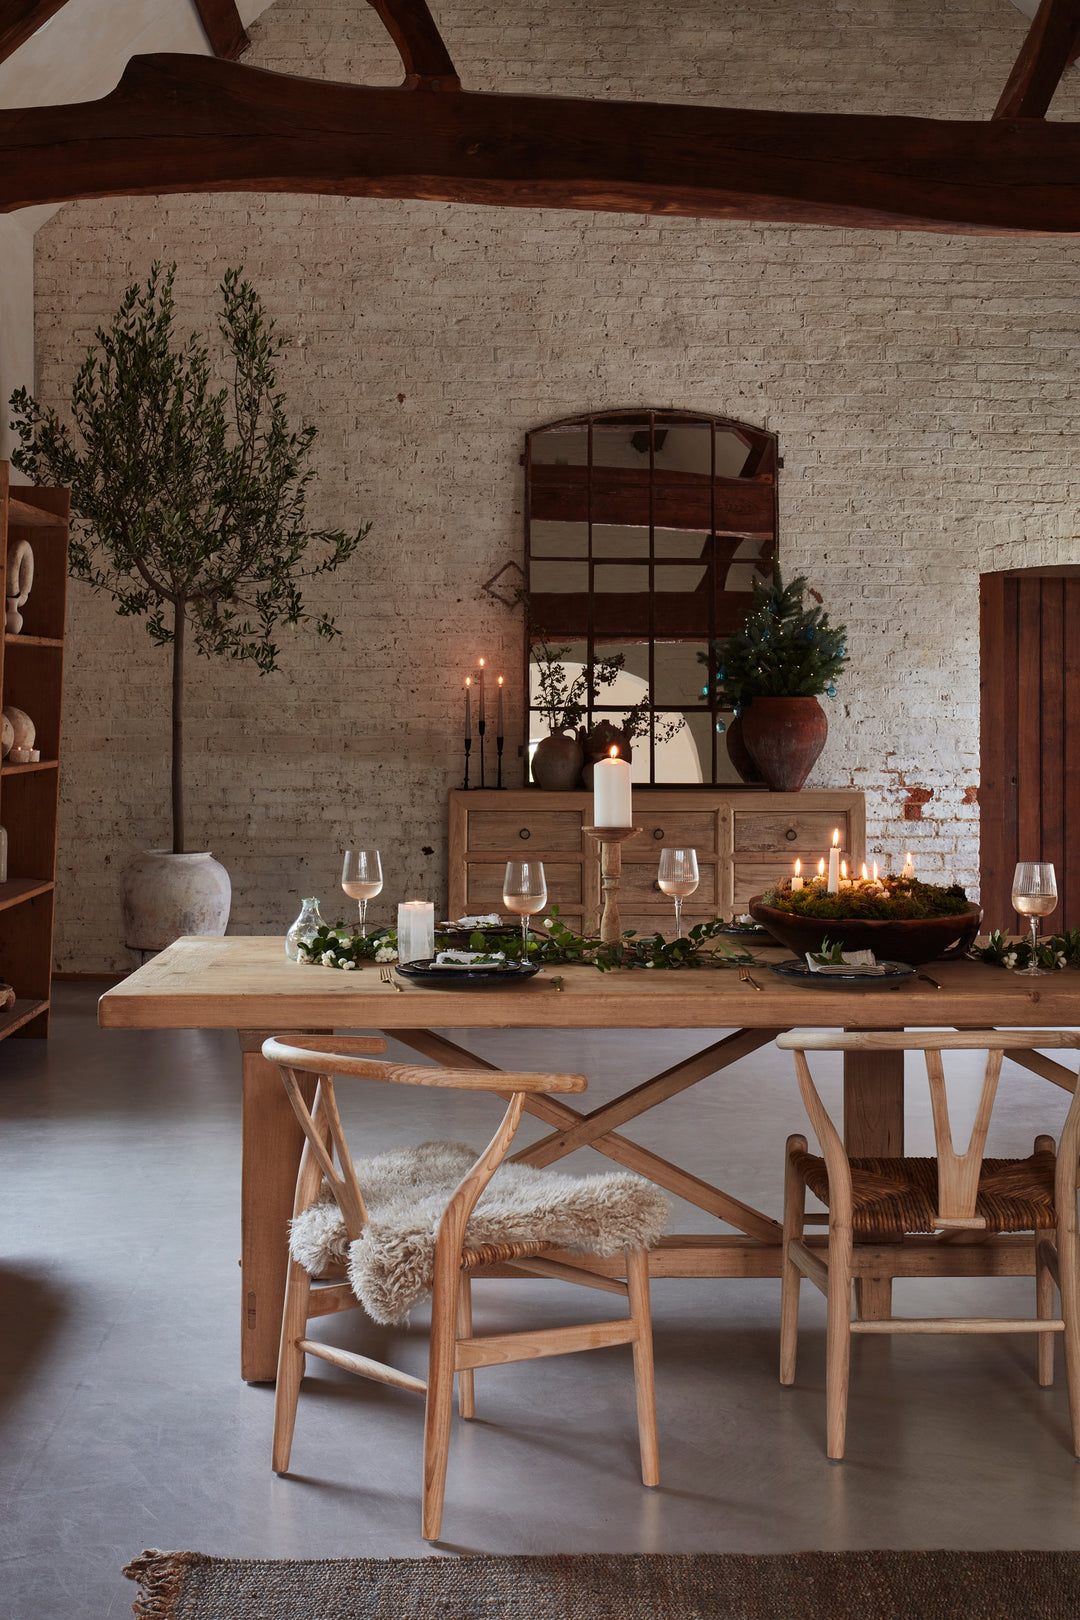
[
  {"xmin": 263, "ymin": 1034, "xmax": 666, "ymax": 1540},
  {"xmin": 777, "ymin": 1028, "xmax": 1080, "ymax": 1462}
]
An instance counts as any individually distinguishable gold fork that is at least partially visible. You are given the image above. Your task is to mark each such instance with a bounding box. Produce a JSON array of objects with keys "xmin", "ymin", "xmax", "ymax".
[
  {"xmin": 738, "ymin": 966, "xmax": 762, "ymax": 992},
  {"xmin": 380, "ymin": 965, "xmax": 403, "ymax": 992}
]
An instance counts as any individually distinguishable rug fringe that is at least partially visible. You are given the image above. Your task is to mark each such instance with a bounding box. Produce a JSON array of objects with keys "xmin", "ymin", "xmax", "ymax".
[{"xmin": 123, "ymin": 1549, "xmax": 205, "ymax": 1619}]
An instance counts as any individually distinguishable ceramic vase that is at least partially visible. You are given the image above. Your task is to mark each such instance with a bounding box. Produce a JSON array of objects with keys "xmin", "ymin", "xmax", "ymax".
[
  {"xmin": 740, "ymin": 696, "xmax": 828, "ymax": 792},
  {"xmin": 725, "ymin": 716, "xmax": 766, "ymax": 784},
  {"xmin": 581, "ymin": 720, "xmax": 632, "ymax": 789},
  {"xmin": 531, "ymin": 731, "xmax": 584, "ymax": 791},
  {"xmin": 121, "ymin": 850, "xmax": 232, "ymax": 952}
]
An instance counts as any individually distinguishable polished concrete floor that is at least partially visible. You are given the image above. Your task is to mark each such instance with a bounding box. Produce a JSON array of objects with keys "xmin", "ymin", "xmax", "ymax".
[{"xmin": 2, "ymin": 984, "xmax": 1080, "ymax": 1617}]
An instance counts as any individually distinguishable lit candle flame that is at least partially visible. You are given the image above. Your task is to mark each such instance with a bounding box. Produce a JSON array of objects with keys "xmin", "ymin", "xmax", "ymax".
[
  {"xmin": 479, "ymin": 657, "xmax": 485, "ymax": 669},
  {"xmin": 832, "ymin": 828, "xmax": 840, "ymax": 848},
  {"xmin": 609, "ymin": 745, "xmax": 620, "ymax": 759},
  {"xmin": 817, "ymin": 858, "xmax": 825, "ymax": 877},
  {"xmin": 794, "ymin": 858, "xmax": 801, "ymax": 876},
  {"xmin": 497, "ymin": 675, "xmax": 503, "ymax": 687},
  {"xmin": 861, "ymin": 863, "xmax": 868, "ymax": 881},
  {"xmin": 841, "ymin": 860, "xmax": 848, "ymax": 879},
  {"xmin": 465, "ymin": 676, "xmax": 471, "ymax": 688}
]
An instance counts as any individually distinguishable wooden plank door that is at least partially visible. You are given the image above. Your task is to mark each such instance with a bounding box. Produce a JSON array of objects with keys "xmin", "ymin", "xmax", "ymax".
[{"xmin": 980, "ymin": 572, "xmax": 1080, "ymax": 932}]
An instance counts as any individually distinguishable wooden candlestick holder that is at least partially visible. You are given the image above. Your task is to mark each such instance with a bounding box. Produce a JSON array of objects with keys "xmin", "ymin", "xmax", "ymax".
[{"xmin": 584, "ymin": 826, "xmax": 641, "ymax": 945}]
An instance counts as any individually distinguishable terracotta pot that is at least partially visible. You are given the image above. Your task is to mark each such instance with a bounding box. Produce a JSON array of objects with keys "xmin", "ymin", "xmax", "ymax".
[
  {"xmin": 741, "ymin": 696, "xmax": 828, "ymax": 792},
  {"xmin": 121, "ymin": 850, "xmax": 232, "ymax": 951},
  {"xmin": 531, "ymin": 731, "xmax": 584, "ymax": 791},
  {"xmin": 747, "ymin": 895, "xmax": 983, "ymax": 965},
  {"xmin": 724, "ymin": 716, "xmax": 765, "ymax": 784}
]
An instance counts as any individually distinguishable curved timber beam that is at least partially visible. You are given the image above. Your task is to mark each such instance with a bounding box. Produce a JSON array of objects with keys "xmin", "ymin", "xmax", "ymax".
[
  {"xmin": 365, "ymin": 0, "xmax": 459, "ymax": 89},
  {"xmin": 5, "ymin": 53, "xmax": 1080, "ymax": 234}
]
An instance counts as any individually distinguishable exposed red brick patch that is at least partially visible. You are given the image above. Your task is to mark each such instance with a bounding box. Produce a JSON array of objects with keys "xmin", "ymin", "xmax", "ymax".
[
  {"xmin": 902, "ymin": 787, "xmax": 934, "ymax": 821},
  {"xmin": 962, "ymin": 785, "xmax": 978, "ymax": 805}
]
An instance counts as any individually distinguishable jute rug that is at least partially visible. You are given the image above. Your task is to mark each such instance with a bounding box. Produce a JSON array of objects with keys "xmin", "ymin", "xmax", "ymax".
[{"xmin": 124, "ymin": 1549, "xmax": 1080, "ymax": 1619}]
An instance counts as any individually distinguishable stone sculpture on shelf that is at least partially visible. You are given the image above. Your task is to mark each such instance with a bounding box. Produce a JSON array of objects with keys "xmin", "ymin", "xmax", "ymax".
[
  {"xmin": 1, "ymin": 713, "xmax": 12, "ymax": 758},
  {"xmin": 5, "ymin": 538, "xmax": 33, "ymax": 633}
]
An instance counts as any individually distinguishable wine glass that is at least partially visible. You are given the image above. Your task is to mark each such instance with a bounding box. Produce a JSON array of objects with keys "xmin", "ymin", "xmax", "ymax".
[
  {"xmin": 657, "ymin": 847, "xmax": 699, "ymax": 940},
  {"xmin": 1010, "ymin": 861, "xmax": 1057, "ymax": 977},
  {"xmin": 502, "ymin": 860, "xmax": 547, "ymax": 958},
  {"xmin": 341, "ymin": 849, "xmax": 383, "ymax": 938}
]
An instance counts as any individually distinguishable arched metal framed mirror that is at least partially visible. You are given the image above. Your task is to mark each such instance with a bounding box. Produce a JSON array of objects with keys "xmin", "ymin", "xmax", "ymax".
[{"xmin": 524, "ymin": 408, "xmax": 778, "ymax": 784}]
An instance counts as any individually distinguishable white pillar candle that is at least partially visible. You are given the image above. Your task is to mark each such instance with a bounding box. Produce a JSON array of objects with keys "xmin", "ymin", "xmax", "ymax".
[
  {"xmin": 791, "ymin": 858, "xmax": 803, "ymax": 893},
  {"xmin": 593, "ymin": 746, "xmax": 632, "ymax": 828},
  {"xmin": 827, "ymin": 829, "xmax": 840, "ymax": 895},
  {"xmin": 397, "ymin": 900, "xmax": 435, "ymax": 964},
  {"xmin": 902, "ymin": 851, "xmax": 915, "ymax": 882}
]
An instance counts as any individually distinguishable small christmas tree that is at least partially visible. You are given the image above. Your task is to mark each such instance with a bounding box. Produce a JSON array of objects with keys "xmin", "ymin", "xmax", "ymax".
[{"xmin": 705, "ymin": 565, "xmax": 848, "ymax": 712}]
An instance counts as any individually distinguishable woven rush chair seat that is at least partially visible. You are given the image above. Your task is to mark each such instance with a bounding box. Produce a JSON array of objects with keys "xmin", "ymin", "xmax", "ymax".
[
  {"xmin": 289, "ymin": 1139, "xmax": 670, "ymax": 1325},
  {"xmin": 776, "ymin": 1029, "xmax": 1080, "ymax": 1463},
  {"xmin": 791, "ymin": 1149, "xmax": 1058, "ymax": 1241},
  {"xmin": 263, "ymin": 1035, "xmax": 665, "ymax": 1541}
]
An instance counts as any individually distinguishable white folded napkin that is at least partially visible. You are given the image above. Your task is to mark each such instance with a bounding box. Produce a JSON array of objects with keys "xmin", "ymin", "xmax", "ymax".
[
  {"xmin": 805, "ymin": 949, "xmax": 889, "ymax": 976},
  {"xmin": 433, "ymin": 949, "xmax": 508, "ymax": 969},
  {"xmin": 449, "ymin": 914, "xmax": 503, "ymax": 929}
]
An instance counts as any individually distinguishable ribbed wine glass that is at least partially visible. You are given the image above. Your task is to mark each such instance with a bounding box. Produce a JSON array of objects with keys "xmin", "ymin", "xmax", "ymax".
[
  {"xmin": 502, "ymin": 860, "xmax": 547, "ymax": 958},
  {"xmin": 341, "ymin": 849, "xmax": 383, "ymax": 938},
  {"xmin": 657, "ymin": 847, "xmax": 699, "ymax": 940},
  {"xmin": 1010, "ymin": 861, "xmax": 1057, "ymax": 977}
]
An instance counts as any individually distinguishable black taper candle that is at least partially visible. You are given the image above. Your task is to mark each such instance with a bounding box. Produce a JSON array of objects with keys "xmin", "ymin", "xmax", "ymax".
[
  {"xmin": 463, "ymin": 735, "xmax": 472, "ymax": 791},
  {"xmin": 478, "ymin": 717, "xmax": 486, "ymax": 790}
]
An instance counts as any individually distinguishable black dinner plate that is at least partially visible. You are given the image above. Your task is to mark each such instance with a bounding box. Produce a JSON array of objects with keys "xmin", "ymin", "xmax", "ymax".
[
  {"xmin": 720, "ymin": 921, "xmax": 773, "ymax": 940},
  {"xmin": 394, "ymin": 958, "xmax": 543, "ymax": 990},
  {"xmin": 770, "ymin": 958, "xmax": 916, "ymax": 991}
]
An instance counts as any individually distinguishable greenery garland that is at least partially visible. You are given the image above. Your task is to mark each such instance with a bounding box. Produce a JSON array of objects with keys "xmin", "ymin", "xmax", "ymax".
[
  {"xmin": 296, "ymin": 907, "xmax": 764, "ymax": 973},
  {"xmin": 762, "ymin": 877, "xmax": 972, "ymax": 921},
  {"xmin": 968, "ymin": 928, "xmax": 1080, "ymax": 973}
]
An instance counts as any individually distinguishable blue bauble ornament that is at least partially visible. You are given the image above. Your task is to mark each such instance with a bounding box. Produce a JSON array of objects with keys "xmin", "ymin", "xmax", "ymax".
[
  {"xmin": 804, "ymin": 626, "xmax": 814, "ymax": 643},
  {"xmin": 718, "ymin": 666, "xmax": 726, "ymax": 681},
  {"xmin": 826, "ymin": 684, "xmax": 837, "ymax": 698},
  {"xmin": 701, "ymin": 685, "xmax": 710, "ymax": 699},
  {"xmin": 837, "ymin": 644, "xmax": 846, "ymax": 657},
  {"xmin": 733, "ymin": 703, "xmax": 743, "ymax": 719},
  {"xmin": 715, "ymin": 718, "xmax": 726, "ymax": 735}
]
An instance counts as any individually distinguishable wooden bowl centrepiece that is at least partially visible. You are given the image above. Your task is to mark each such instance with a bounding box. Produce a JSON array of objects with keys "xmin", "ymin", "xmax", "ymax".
[{"xmin": 747, "ymin": 895, "xmax": 983, "ymax": 966}]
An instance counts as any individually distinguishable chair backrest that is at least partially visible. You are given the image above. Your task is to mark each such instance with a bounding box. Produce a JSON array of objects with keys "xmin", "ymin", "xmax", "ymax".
[
  {"xmin": 262, "ymin": 1035, "xmax": 589, "ymax": 1253},
  {"xmin": 776, "ymin": 1029, "xmax": 1080, "ymax": 1230}
]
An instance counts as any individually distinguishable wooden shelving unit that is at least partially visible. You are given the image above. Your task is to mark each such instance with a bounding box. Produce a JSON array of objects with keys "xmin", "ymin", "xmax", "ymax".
[{"xmin": 0, "ymin": 461, "xmax": 69, "ymax": 1041}]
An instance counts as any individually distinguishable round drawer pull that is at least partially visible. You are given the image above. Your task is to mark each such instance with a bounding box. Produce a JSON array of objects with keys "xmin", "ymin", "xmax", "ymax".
[
  {"xmin": 652, "ymin": 828, "xmax": 665, "ymax": 841},
  {"xmin": 518, "ymin": 827, "xmax": 531, "ymax": 841},
  {"xmin": 785, "ymin": 828, "xmax": 798, "ymax": 842}
]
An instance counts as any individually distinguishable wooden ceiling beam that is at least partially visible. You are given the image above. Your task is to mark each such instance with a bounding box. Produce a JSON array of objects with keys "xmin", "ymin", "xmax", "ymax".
[
  {"xmin": 365, "ymin": 0, "xmax": 459, "ymax": 88},
  {"xmin": 993, "ymin": 0, "xmax": 1080, "ymax": 118},
  {"xmin": 6, "ymin": 53, "xmax": 1080, "ymax": 235},
  {"xmin": 191, "ymin": 0, "xmax": 249, "ymax": 62},
  {"xmin": 0, "ymin": 0, "xmax": 70, "ymax": 65}
]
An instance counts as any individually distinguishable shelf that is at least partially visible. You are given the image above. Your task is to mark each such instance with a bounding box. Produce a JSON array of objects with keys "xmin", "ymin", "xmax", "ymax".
[
  {"xmin": 0, "ymin": 997, "xmax": 49, "ymax": 1038},
  {"xmin": 8, "ymin": 497, "xmax": 65, "ymax": 530},
  {"xmin": 1, "ymin": 759, "xmax": 58, "ymax": 776},
  {"xmin": 4, "ymin": 633, "xmax": 64, "ymax": 649},
  {"xmin": 0, "ymin": 878, "xmax": 53, "ymax": 912}
]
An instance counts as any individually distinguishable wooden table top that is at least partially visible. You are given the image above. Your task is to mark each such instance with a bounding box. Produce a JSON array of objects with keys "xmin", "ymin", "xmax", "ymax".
[{"xmin": 96, "ymin": 934, "xmax": 1080, "ymax": 1032}]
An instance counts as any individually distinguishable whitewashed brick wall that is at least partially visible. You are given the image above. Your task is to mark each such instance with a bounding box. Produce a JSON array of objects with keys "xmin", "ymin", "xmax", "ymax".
[{"xmin": 30, "ymin": 0, "xmax": 1080, "ymax": 970}]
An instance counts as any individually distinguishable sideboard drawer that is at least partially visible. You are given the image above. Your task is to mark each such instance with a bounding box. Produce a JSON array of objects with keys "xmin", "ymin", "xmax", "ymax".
[
  {"xmin": 466, "ymin": 861, "xmax": 582, "ymax": 907},
  {"xmin": 733, "ymin": 811, "xmax": 851, "ymax": 856},
  {"xmin": 733, "ymin": 863, "xmax": 791, "ymax": 911},
  {"xmin": 467, "ymin": 810, "xmax": 585, "ymax": 851},
  {"xmin": 624, "ymin": 813, "xmax": 717, "ymax": 856}
]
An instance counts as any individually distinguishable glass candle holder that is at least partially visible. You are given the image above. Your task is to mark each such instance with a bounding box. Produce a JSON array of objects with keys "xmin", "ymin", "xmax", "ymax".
[{"xmin": 397, "ymin": 900, "xmax": 435, "ymax": 964}]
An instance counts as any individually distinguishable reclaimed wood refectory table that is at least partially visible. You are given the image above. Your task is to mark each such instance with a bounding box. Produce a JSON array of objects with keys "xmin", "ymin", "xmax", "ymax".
[{"xmin": 97, "ymin": 935, "xmax": 1080, "ymax": 1381}]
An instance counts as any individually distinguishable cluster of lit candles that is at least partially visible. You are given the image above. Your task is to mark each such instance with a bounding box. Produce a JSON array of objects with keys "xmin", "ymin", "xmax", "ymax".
[{"xmin": 790, "ymin": 830, "xmax": 916, "ymax": 897}]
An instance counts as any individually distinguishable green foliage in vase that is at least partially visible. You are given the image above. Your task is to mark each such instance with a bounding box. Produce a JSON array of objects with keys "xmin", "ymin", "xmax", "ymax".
[
  {"xmin": 9, "ymin": 262, "xmax": 370, "ymax": 852},
  {"xmin": 701, "ymin": 564, "xmax": 848, "ymax": 709},
  {"xmin": 528, "ymin": 627, "xmax": 625, "ymax": 734},
  {"xmin": 762, "ymin": 877, "xmax": 972, "ymax": 920}
]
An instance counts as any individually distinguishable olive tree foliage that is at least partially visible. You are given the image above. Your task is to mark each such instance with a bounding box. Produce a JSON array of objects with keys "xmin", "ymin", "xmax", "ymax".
[{"xmin": 10, "ymin": 263, "xmax": 369, "ymax": 851}]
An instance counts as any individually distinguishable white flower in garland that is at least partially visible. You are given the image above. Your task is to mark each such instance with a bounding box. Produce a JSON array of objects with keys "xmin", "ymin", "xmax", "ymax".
[
  {"xmin": 1003, "ymin": 951, "xmax": 1018, "ymax": 969},
  {"xmin": 375, "ymin": 944, "xmax": 398, "ymax": 963},
  {"xmin": 341, "ymin": 960, "xmax": 358, "ymax": 971},
  {"xmin": 321, "ymin": 951, "xmax": 338, "ymax": 967}
]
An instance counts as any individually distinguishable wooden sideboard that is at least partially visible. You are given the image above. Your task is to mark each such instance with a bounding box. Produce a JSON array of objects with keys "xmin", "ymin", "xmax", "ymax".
[{"xmin": 448, "ymin": 788, "xmax": 866, "ymax": 937}]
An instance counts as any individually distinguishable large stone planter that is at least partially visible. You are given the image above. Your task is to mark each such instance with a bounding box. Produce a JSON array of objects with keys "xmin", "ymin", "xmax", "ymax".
[
  {"xmin": 741, "ymin": 696, "xmax": 828, "ymax": 792},
  {"xmin": 121, "ymin": 850, "xmax": 232, "ymax": 951}
]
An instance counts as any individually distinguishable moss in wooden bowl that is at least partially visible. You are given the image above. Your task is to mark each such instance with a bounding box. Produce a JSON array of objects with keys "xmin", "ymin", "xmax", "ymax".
[{"xmin": 761, "ymin": 877, "xmax": 973, "ymax": 921}]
